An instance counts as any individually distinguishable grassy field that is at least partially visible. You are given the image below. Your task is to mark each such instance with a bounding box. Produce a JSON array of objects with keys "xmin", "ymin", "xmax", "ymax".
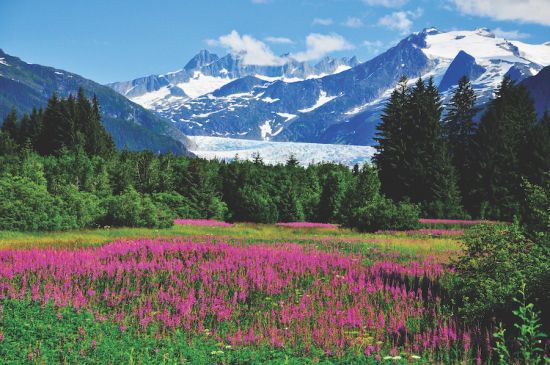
[{"xmin": 0, "ymin": 223, "xmax": 476, "ymax": 364}]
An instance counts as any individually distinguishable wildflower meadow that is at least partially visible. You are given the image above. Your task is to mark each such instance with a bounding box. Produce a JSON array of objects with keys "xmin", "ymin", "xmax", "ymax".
[{"xmin": 0, "ymin": 219, "xmax": 530, "ymax": 364}]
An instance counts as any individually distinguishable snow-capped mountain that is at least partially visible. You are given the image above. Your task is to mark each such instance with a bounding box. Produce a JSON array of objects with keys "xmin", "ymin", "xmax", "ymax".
[
  {"xmin": 108, "ymin": 51, "xmax": 358, "ymax": 109},
  {"xmin": 110, "ymin": 28, "xmax": 550, "ymax": 146}
]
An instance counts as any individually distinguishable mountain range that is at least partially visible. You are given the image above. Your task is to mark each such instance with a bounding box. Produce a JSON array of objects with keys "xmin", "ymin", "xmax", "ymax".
[
  {"xmin": 1, "ymin": 27, "xmax": 549, "ymax": 153},
  {"xmin": 109, "ymin": 27, "xmax": 550, "ymax": 145},
  {"xmin": 0, "ymin": 49, "xmax": 194, "ymax": 155}
]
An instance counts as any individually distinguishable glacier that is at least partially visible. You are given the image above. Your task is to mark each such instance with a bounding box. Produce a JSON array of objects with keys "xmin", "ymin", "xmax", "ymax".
[{"xmin": 188, "ymin": 136, "xmax": 375, "ymax": 167}]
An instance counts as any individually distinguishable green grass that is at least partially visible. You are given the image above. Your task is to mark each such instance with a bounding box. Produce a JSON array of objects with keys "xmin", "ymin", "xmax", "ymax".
[
  {"xmin": 3, "ymin": 300, "xmax": 399, "ymax": 365},
  {"xmin": 0, "ymin": 223, "xmax": 462, "ymax": 259}
]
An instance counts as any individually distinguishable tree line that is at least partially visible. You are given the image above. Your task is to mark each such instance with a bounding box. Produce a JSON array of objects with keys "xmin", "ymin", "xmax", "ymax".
[
  {"xmin": 1, "ymin": 76, "xmax": 549, "ymax": 231},
  {"xmin": 0, "ymin": 88, "xmax": 418, "ymax": 231}
]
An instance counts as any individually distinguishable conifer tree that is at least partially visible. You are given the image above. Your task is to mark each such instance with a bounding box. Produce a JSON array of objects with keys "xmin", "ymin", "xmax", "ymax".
[
  {"xmin": 443, "ymin": 76, "xmax": 477, "ymax": 213},
  {"xmin": 318, "ymin": 170, "xmax": 346, "ymax": 222},
  {"xmin": 89, "ymin": 93, "xmax": 115, "ymax": 158},
  {"xmin": 374, "ymin": 76, "xmax": 409, "ymax": 201},
  {"xmin": 1, "ymin": 107, "xmax": 19, "ymax": 142},
  {"xmin": 524, "ymin": 112, "xmax": 550, "ymax": 186},
  {"xmin": 472, "ymin": 77, "xmax": 537, "ymax": 219}
]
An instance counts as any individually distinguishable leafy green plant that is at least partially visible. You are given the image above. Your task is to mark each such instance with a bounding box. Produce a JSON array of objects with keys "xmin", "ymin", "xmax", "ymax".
[
  {"xmin": 447, "ymin": 222, "xmax": 549, "ymax": 326},
  {"xmin": 493, "ymin": 284, "xmax": 548, "ymax": 365}
]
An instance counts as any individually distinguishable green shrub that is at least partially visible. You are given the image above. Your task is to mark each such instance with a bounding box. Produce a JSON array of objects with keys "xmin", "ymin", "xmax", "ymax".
[
  {"xmin": 522, "ymin": 177, "xmax": 550, "ymax": 240},
  {"xmin": 352, "ymin": 197, "xmax": 420, "ymax": 232},
  {"xmin": 205, "ymin": 196, "xmax": 228, "ymax": 221},
  {"xmin": 446, "ymin": 223, "xmax": 550, "ymax": 329},
  {"xmin": 0, "ymin": 175, "xmax": 64, "ymax": 231},
  {"xmin": 152, "ymin": 192, "xmax": 199, "ymax": 219},
  {"xmin": 235, "ymin": 186, "xmax": 278, "ymax": 223},
  {"xmin": 493, "ymin": 284, "xmax": 548, "ymax": 365},
  {"xmin": 103, "ymin": 188, "xmax": 172, "ymax": 228},
  {"xmin": 56, "ymin": 185, "xmax": 105, "ymax": 229}
]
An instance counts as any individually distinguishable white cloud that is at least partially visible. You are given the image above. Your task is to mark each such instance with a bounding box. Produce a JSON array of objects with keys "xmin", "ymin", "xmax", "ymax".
[
  {"xmin": 343, "ymin": 17, "xmax": 364, "ymax": 28},
  {"xmin": 207, "ymin": 30, "xmax": 285, "ymax": 66},
  {"xmin": 207, "ymin": 31, "xmax": 353, "ymax": 65},
  {"xmin": 450, "ymin": 0, "xmax": 550, "ymax": 26},
  {"xmin": 312, "ymin": 18, "xmax": 334, "ymax": 26},
  {"xmin": 265, "ymin": 36, "xmax": 294, "ymax": 44},
  {"xmin": 292, "ymin": 33, "xmax": 354, "ymax": 62},
  {"xmin": 378, "ymin": 8, "xmax": 422, "ymax": 34},
  {"xmin": 493, "ymin": 27, "xmax": 530, "ymax": 40},
  {"xmin": 363, "ymin": 0, "xmax": 408, "ymax": 7},
  {"xmin": 363, "ymin": 40, "xmax": 385, "ymax": 53}
]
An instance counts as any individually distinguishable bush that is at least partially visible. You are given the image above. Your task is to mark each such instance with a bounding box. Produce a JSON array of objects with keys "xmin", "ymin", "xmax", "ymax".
[
  {"xmin": 235, "ymin": 186, "xmax": 278, "ymax": 223},
  {"xmin": 103, "ymin": 188, "xmax": 172, "ymax": 228},
  {"xmin": 446, "ymin": 223, "xmax": 550, "ymax": 330},
  {"xmin": 0, "ymin": 175, "xmax": 64, "ymax": 231},
  {"xmin": 56, "ymin": 185, "xmax": 105, "ymax": 229},
  {"xmin": 522, "ymin": 177, "xmax": 550, "ymax": 239},
  {"xmin": 152, "ymin": 192, "xmax": 199, "ymax": 219},
  {"xmin": 352, "ymin": 197, "xmax": 420, "ymax": 232}
]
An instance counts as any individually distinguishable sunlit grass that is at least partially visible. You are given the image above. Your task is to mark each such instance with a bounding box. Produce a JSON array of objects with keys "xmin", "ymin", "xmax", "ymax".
[{"xmin": 0, "ymin": 223, "xmax": 462, "ymax": 260}]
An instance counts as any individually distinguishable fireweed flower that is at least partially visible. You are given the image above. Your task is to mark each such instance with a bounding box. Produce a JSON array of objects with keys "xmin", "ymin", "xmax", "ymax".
[
  {"xmin": 276, "ymin": 222, "xmax": 338, "ymax": 229},
  {"xmin": 0, "ymin": 238, "xmax": 483, "ymax": 360}
]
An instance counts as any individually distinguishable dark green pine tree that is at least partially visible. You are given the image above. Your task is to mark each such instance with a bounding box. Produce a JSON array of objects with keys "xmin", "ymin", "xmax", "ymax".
[
  {"xmin": 0, "ymin": 109, "xmax": 18, "ymax": 155},
  {"xmin": 318, "ymin": 170, "xmax": 346, "ymax": 222},
  {"xmin": 404, "ymin": 77, "xmax": 463, "ymax": 217},
  {"xmin": 1, "ymin": 107, "xmax": 19, "ymax": 143},
  {"xmin": 374, "ymin": 76, "xmax": 410, "ymax": 201},
  {"xmin": 89, "ymin": 93, "xmax": 115, "ymax": 158},
  {"xmin": 27, "ymin": 107, "xmax": 44, "ymax": 147},
  {"xmin": 524, "ymin": 111, "xmax": 550, "ymax": 186},
  {"xmin": 472, "ymin": 77, "xmax": 538, "ymax": 219},
  {"xmin": 443, "ymin": 76, "xmax": 478, "ymax": 214},
  {"xmin": 340, "ymin": 164, "xmax": 381, "ymax": 226},
  {"xmin": 37, "ymin": 93, "xmax": 65, "ymax": 154},
  {"xmin": 278, "ymin": 179, "xmax": 305, "ymax": 222},
  {"xmin": 423, "ymin": 77, "xmax": 464, "ymax": 217}
]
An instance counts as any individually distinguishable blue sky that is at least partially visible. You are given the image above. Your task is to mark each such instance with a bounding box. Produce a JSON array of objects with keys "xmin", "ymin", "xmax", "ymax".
[{"xmin": 1, "ymin": 0, "xmax": 549, "ymax": 84}]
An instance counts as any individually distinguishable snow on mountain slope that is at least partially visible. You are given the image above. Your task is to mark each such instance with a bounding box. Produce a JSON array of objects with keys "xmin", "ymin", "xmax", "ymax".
[
  {"xmin": 108, "ymin": 52, "xmax": 359, "ymax": 112},
  {"xmin": 423, "ymin": 28, "xmax": 526, "ymax": 63},
  {"xmin": 298, "ymin": 90, "xmax": 338, "ymax": 113},
  {"xmin": 421, "ymin": 28, "xmax": 550, "ymax": 97},
  {"xmin": 510, "ymin": 41, "xmax": 550, "ymax": 66},
  {"xmin": 188, "ymin": 136, "xmax": 374, "ymax": 167},
  {"xmin": 175, "ymin": 72, "xmax": 232, "ymax": 99}
]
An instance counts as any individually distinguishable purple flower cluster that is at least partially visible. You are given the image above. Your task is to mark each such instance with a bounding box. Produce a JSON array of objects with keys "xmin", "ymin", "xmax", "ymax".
[
  {"xmin": 419, "ymin": 218, "xmax": 498, "ymax": 226},
  {"xmin": 276, "ymin": 222, "xmax": 338, "ymax": 229}
]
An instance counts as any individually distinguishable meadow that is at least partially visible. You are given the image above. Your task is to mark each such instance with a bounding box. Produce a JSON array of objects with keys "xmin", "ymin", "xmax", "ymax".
[{"xmin": 0, "ymin": 220, "xmax": 496, "ymax": 364}]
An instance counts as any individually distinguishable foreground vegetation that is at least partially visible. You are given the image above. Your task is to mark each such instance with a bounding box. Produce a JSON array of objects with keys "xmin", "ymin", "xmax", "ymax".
[{"xmin": 0, "ymin": 221, "xmax": 548, "ymax": 364}]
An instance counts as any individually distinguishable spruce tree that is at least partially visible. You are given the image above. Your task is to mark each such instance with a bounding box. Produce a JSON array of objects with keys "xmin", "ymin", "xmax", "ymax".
[
  {"xmin": 525, "ymin": 112, "xmax": 550, "ymax": 186},
  {"xmin": 443, "ymin": 76, "xmax": 477, "ymax": 213},
  {"xmin": 374, "ymin": 76, "xmax": 409, "ymax": 201},
  {"xmin": 1, "ymin": 107, "xmax": 19, "ymax": 143},
  {"xmin": 89, "ymin": 93, "xmax": 115, "ymax": 158},
  {"xmin": 472, "ymin": 77, "xmax": 537, "ymax": 219},
  {"xmin": 318, "ymin": 170, "xmax": 346, "ymax": 222}
]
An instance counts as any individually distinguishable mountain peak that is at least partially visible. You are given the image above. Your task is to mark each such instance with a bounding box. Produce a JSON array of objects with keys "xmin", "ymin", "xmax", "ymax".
[
  {"xmin": 422, "ymin": 27, "xmax": 441, "ymax": 35},
  {"xmin": 184, "ymin": 49, "xmax": 219, "ymax": 71},
  {"xmin": 474, "ymin": 27, "xmax": 495, "ymax": 38}
]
